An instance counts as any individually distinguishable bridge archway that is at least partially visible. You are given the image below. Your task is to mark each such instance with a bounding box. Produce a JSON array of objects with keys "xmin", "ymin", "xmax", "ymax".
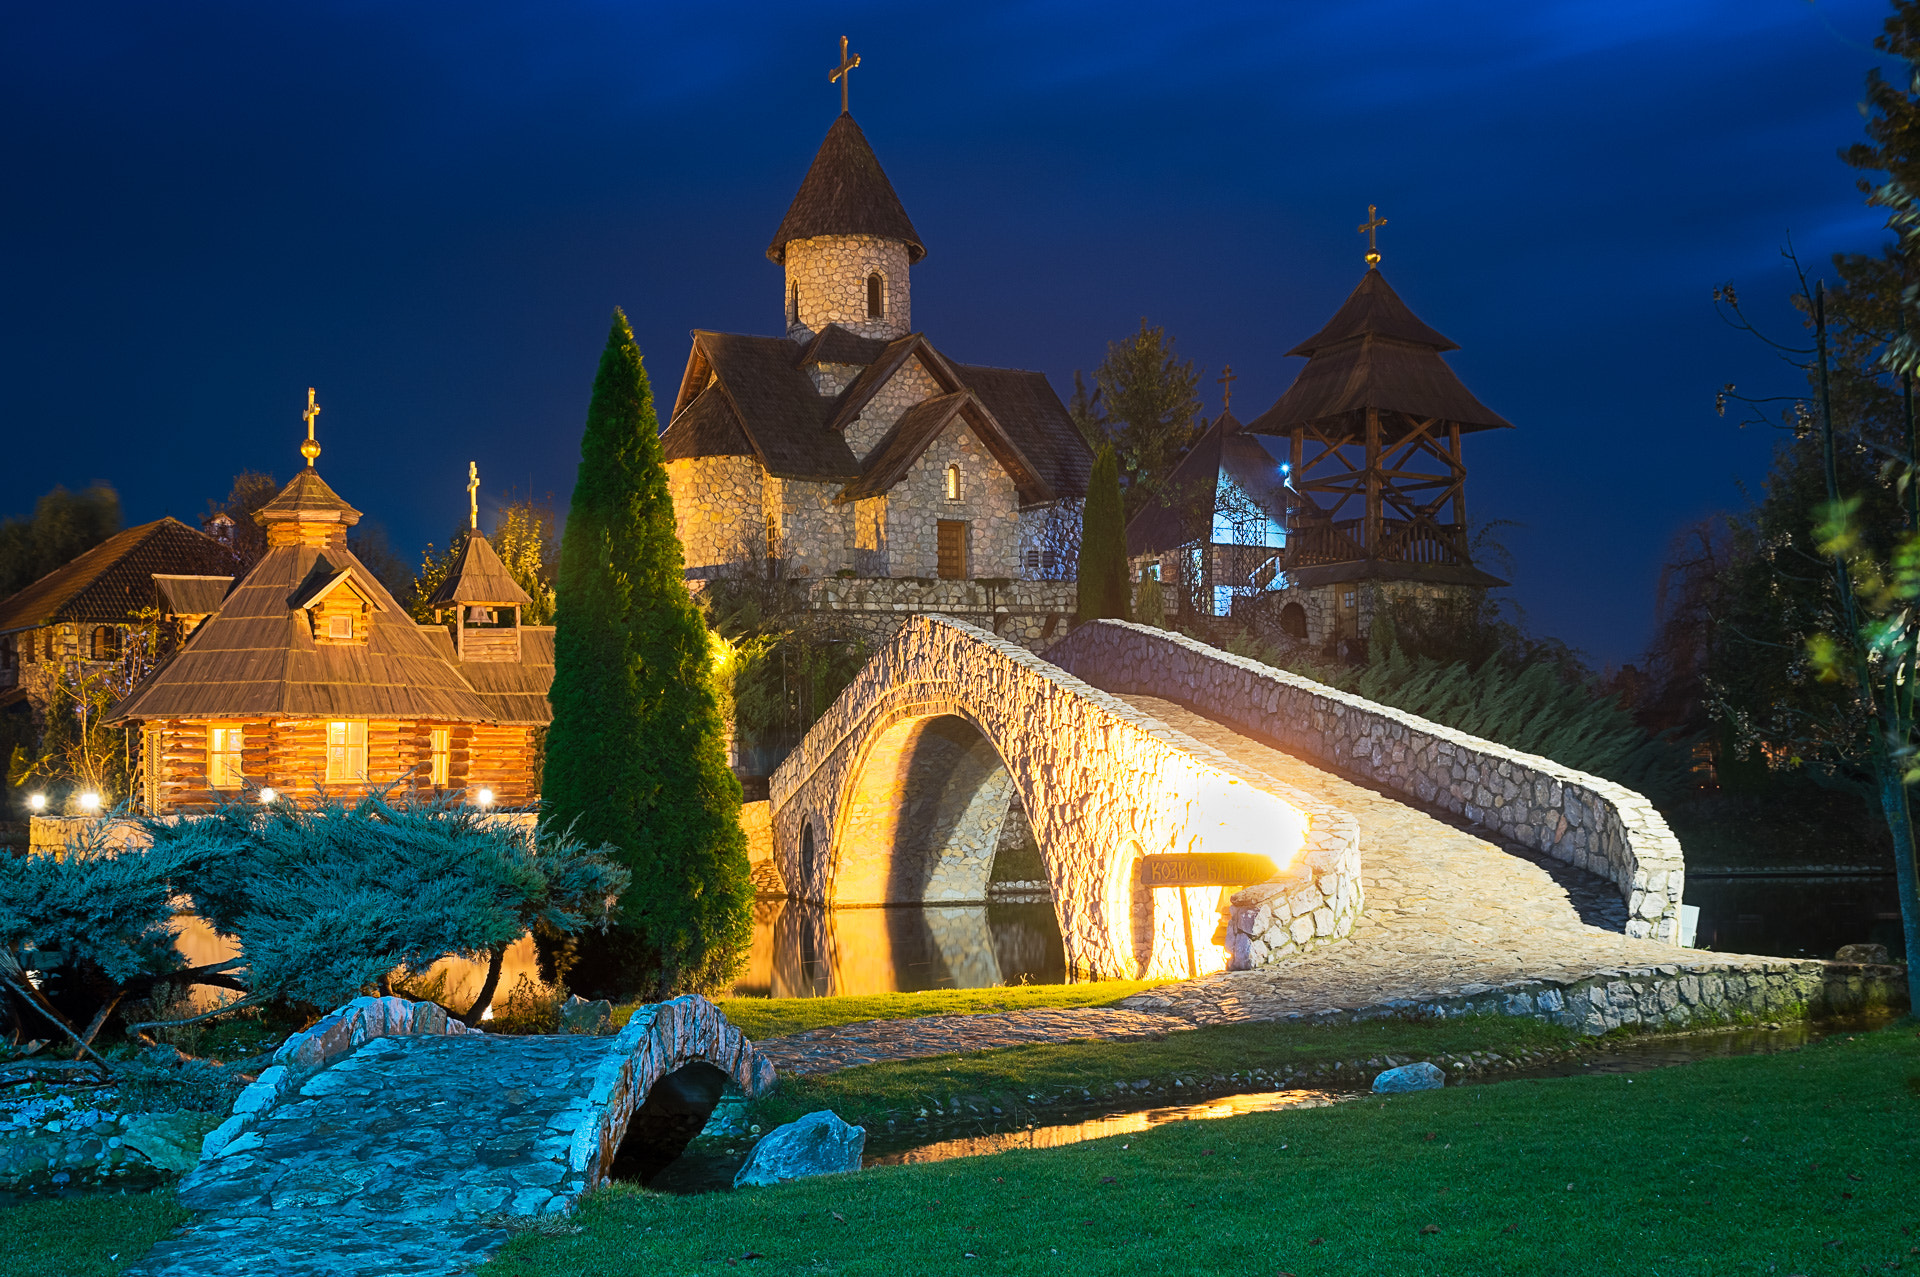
[{"xmin": 769, "ymin": 615, "xmax": 1331, "ymax": 979}]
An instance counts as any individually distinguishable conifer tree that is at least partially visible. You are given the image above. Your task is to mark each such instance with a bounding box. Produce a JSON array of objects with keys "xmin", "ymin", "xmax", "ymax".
[
  {"xmin": 1076, "ymin": 444, "xmax": 1131, "ymax": 622},
  {"xmin": 542, "ymin": 310, "xmax": 751, "ymax": 999}
]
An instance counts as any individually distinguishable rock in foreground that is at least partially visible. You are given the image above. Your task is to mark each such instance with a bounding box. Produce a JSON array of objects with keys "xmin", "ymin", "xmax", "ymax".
[
  {"xmin": 1373, "ymin": 1062, "xmax": 1446, "ymax": 1093},
  {"xmin": 733, "ymin": 1111, "xmax": 865, "ymax": 1188}
]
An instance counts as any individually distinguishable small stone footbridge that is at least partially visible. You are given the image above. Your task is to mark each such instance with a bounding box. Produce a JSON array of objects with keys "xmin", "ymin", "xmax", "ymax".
[
  {"xmin": 770, "ymin": 615, "xmax": 1688, "ymax": 982},
  {"xmin": 134, "ymin": 994, "xmax": 775, "ymax": 1277}
]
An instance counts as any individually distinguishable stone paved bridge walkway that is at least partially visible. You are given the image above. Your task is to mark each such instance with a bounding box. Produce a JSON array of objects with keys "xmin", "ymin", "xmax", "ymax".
[
  {"xmin": 133, "ymin": 995, "xmax": 774, "ymax": 1277},
  {"xmin": 756, "ymin": 697, "xmax": 1893, "ymax": 1077}
]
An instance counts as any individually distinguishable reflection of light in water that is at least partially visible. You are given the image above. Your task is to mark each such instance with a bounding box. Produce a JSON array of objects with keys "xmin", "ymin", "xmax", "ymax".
[
  {"xmin": 864, "ymin": 1089, "xmax": 1345, "ymax": 1167},
  {"xmin": 735, "ymin": 901, "xmax": 1069, "ymax": 998}
]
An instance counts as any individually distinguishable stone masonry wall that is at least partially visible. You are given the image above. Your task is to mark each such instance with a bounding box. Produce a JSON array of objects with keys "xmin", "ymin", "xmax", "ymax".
[
  {"xmin": 785, "ymin": 234, "xmax": 911, "ymax": 342},
  {"xmin": 845, "ymin": 355, "xmax": 941, "ymax": 462},
  {"xmin": 667, "ymin": 456, "xmax": 766, "ymax": 578},
  {"xmin": 1047, "ymin": 621, "xmax": 1687, "ymax": 942},
  {"xmin": 770, "ymin": 614, "xmax": 1362, "ymax": 980},
  {"xmin": 802, "ymin": 577, "xmax": 1078, "ymax": 653},
  {"xmin": 887, "ymin": 418, "xmax": 1022, "ymax": 579},
  {"xmin": 764, "ymin": 476, "xmax": 852, "ymax": 579}
]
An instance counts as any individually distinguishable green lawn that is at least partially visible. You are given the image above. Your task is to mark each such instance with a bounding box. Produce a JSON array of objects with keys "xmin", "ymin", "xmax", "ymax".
[
  {"xmin": 640, "ymin": 981, "xmax": 1172, "ymax": 1042},
  {"xmin": 745, "ymin": 1013, "xmax": 1581, "ymax": 1130},
  {"xmin": 484, "ymin": 1022, "xmax": 1920, "ymax": 1276},
  {"xmin": 0, "ymin": 1191, "xmax": 187, "ymax": 1277}
]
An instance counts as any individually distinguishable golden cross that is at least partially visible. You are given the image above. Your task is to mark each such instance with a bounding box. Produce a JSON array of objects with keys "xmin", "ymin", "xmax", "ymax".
[
  {"xmin": 1357, "ymin": 204, "xmax": 1387, "ymax": 268},
  {"xmin": 830, "ymin": 36, "xmax": 861, "ymax": 114},
  {"xmin": 1218, "ymin": 364, "xmax": 1236, "ymax": 412},
  {"xmin": 300, "ymin": 387, "xmax": 322, "ymax": 466},
  {"xmin": 467, "ymin": 461, "xmax": 480, "ymax": 532}
]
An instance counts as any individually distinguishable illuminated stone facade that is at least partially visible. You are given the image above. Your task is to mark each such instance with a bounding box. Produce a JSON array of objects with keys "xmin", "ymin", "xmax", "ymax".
[{"xmin": 784, "ymin": 233, "xmax": 912, "ymax": 342}]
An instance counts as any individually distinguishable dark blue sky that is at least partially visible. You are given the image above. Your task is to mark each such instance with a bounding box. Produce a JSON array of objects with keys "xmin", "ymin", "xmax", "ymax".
[{"xmin": 0, "ymin": 1, "xmax": 1898, "ymax": 664}]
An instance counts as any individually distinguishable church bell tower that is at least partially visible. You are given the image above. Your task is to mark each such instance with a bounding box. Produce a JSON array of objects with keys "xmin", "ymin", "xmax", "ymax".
[{"xmin": 767, "ymin": 39, "xmax": 926, "ymax": 343}]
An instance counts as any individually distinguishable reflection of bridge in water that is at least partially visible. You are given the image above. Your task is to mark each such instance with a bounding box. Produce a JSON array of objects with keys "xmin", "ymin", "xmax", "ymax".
[{"xmin": 729, "ymin": 900, "xmax": 1068, "ymax": 998}]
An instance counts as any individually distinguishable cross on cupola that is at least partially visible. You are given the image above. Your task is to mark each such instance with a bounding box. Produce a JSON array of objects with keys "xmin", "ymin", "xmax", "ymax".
[
  {"xmin": 1357, "ymin": 205, "xmax": 1387, "ymax": 269},
  {"xmin": 300, "ymin": 387, "xmax": 322, "ymax": 466},
  {"xmin": 467, "ymin": 461, "xmax": 480, "ymax": 531},
  {"xmin": 1218, "ymin": 364, "xmax": 1237, "ymax": 413},
  {"xmin": 831, "ymin": 36, "xmax": 861, "ymax": 114}
]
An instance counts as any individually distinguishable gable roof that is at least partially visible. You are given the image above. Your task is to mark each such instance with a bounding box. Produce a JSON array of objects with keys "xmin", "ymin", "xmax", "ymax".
[
  {"xmin": 666, "ymin": 331, "xmax": 860, "ymax": 479},
  {"xmin": 423, "ymin": 532, "xmax": 534, "ymax": 609},
  {"xmin": 1127, "ymin": 410, "xmax": 1287, "ymax": 556},
  {"xmin": 951, "ymin": 363, "xmax": 1093, "ymax": 501},
  {"xmin": 797, "ymin": 324, "xmax": 892, "ymax": 369},
  {"xmin": 767, "ymin": 113, "xmax": 926, "ymax": 265},
  {"xmin": 1246, "ymin": 270, "xmax": 1512, "ymax": 438},
  {"xmin": 153, "ymin": 575, "xmax": 234, "ymax": 618},
  {"xmin": 288, "ymin": 564, "xmax": 391, "ymax": 613},
  {"xmin": 0, "ymin": 518, "xmax": 238, "ymax": 636},
  {"xmin": 109, "ymin": 540, "xmax": 497, "ymax": 724}
]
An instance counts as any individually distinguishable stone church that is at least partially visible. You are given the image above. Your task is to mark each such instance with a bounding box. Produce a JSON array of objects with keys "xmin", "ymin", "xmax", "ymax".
[{"xmin": 662, "ymin": 110, "xmax": 1092, "ymax": 649}]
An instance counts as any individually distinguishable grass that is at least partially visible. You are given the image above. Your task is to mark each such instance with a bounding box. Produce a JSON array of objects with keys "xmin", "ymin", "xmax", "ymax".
[
  {"xmin": 483, "ymin": 1021, "xmax": 1920, "ymax": 1276},
  {"xmin": 744, "ymin": 1014, "xmax": 1582, "ymax": 1129},
  {"xmin": 622, "ymin": 981, "xmax": 1172, "ymax": 1042},
  {"xmin": 0, "ymin": 1190, "xmax": 187, "ymax": 1277}
]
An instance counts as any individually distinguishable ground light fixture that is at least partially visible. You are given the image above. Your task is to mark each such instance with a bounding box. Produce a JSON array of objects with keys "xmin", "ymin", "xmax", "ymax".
[
  {"xmin": 78, "ymin": 792, "xmax": 101, "ymax": 813},
  {"xmin": 27, "ymin": 793, "xmax": 45, "ymax": 812},
  {"xmin": 258, "ymin": 787, "xmax": 277, "ymax": 804},
  {"xmin": 475, "ymin": 788, "xmax": 494, "ymax": 807}
]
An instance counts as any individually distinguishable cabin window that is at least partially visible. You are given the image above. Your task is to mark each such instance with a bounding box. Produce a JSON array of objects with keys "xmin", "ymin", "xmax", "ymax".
[
  {"xmin": 326, "ymin": 719, "xmax": 367, "ymax": 783},
  {"xmin": 90, "ymin": 626, "xmax": 120, "ymax": 661},
  {"xmin": 208, "ymin": 725, "xmax": 245, "ymax": 789},
  {"xmin": 936, "ymin": 520, "xmax": 969, "ymax": 580},
  {"xmin": 328, "ymin": 614, "xmax": 354, "ymax": 640},
  {"xmin": 944, "ymin": 464, "xmax": 961, "ymax": 502},
  {"xmin": 867, "ymin": 271, "xmax": 885, "ymax": 319},
  {"xmin": 430, "ymin": 727, "xmax": 450, "ymax": 787}
]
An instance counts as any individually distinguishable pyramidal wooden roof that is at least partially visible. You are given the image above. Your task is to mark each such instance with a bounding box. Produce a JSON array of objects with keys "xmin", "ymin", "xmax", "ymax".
[
  {"xmin": 424, "ymin": 532, "xmax": 533, "ymax": 609},
  {"xmin": 0, "ymin": 518, "xmax": 237, "ymax": 635},
  {"xmin": 1247, "ymin": 270, "xmax": 1513, "ymax": 437},
  {"xmin": 254, "ymin": 468, "xmax": 362, "ymax": 527},
  {"xmin": 767, "ymin": 113, "xmax": 926, "ymax": 265}
]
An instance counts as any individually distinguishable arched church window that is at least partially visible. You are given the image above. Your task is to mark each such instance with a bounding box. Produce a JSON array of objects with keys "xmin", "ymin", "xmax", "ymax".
[
  {"xmin": 790, "ymin": 281, "xmax": 800, "ymax": 324},
  {"xmin": 90, "ymin": 626, "xmax": 120, "ymax": 661},
  {"xmin": 867, "ymin": 272, "xmax": 885, "ymax": 319},
  {"xmin": 945, "ymin": 464, "xmax": 961, "ymax": 502}
]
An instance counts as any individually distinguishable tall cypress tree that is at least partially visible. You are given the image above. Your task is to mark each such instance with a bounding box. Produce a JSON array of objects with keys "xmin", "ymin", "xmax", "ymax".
[
  {"xmin": 1076, "ymin": 444, "xmax": 1131, "ymax": 622},
  {"xmin": 542, "ymin": 310, "xmax": 751, "ymax": 999}
]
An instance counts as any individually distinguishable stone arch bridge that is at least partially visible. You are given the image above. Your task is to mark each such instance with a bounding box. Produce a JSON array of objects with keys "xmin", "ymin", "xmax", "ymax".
[
  {"xmin": 768, "ymin": 615, "xmax": 1364, "ymax": 980},
  {"xmin": 770, "ymin": 616, "xmax": 1686, "ymax": 982}
]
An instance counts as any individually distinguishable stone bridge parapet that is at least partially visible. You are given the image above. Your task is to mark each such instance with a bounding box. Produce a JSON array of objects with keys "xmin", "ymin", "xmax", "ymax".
[
  {"xmin": 769, "ymin": 614, "xmax": 1361, "ymax": 979},
  {"xmin": 1046, "ymin": 621, "xmax": 1686, "ymax": 942}
]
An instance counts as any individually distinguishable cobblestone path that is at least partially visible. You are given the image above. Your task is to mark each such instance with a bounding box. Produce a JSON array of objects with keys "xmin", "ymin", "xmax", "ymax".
[{"xmin": 754, "ymin": 697, "xmax": 1794, "ymax": 1076}]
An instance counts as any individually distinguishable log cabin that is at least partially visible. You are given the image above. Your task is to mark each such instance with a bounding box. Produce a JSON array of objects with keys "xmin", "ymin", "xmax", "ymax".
[{"xmin": 109, "ymin": 442, "xmax": 552, "ymax": 814}]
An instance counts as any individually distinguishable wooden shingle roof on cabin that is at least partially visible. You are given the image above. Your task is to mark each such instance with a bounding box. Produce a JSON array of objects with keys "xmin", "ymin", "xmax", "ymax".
[
  {"xmin": 153, "ymin": 575, "xmax": 235, "ymax": 619},
  {"xmin": 424, "ymin": 533, "xmax": 534, "ymax": 609},
  {"xmin": 421, "ymin": 625, "xmax": 554, "ymax": 725},
  {"xmin": 767, "ymin": 113, "xmax": 926, "ymax": 265},
  {"xmin": 254, "ymin": 468, "xmax": 363, "ymax": 527},
  {"xmin": 0, "ymin": 518, "xmax": 238, "ymax": 636},
  {"xmin": 1246, "ymin": 271, "xmax": 1513, "ymax": 438}
]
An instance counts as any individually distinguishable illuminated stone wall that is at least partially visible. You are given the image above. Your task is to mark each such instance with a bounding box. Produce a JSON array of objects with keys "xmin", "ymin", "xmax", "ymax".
[
  {"xmin": 666, "ymin": 456, "xmax": 766, "ymax": 579},
  {"xmin": 799, "ymin": 577, "xmax": 1077, "ymax": 653},
  {"xmin": 784, "ymin": 233, "xmax": 912, "ymax": 342},
  {"xmin": 769, "ymin": 614, "xmax": 1361, "ymax": 980},
  {"xmin": 1046, "ymin": 621, "xmax": 1687, "ymax": 943}
]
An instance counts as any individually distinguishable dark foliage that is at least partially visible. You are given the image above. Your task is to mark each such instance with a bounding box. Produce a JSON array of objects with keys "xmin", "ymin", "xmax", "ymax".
[
  {"xmin": 0, "ymin": 484, "xmax": 121, "ymax": 600},
  {"xmin": 1076, "ymin": 445, "xmax": 1130, "ymax": 622},
  {"xmin": 541, "ymin": 310, "xmax": 752, "ymax": 1000},
  {"xmin": 201, "ymin": 472, "xmax": 277, "ymax": 571}
]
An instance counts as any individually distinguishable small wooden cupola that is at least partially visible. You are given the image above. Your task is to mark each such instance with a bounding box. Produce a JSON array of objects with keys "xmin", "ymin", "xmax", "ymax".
[
  {"xmin": 289, "ymin": 564, "xmax": 387, "ymax": 645},
  {"xmin": 426, "ymin": 532, "xmax": 532, "ymax": 662}
]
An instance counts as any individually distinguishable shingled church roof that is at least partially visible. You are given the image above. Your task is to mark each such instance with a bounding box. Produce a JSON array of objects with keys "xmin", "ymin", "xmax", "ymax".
[
  {"xmin": 767, "ymin": 114, "xmax": 927, "ymax": 265},
  {"xmin": 0, "ymin": 518, "xmax": 237, "ymax": 636},
  {"xmin": 424, "ymin": 532, "xmax": 534, "ymax": 609},
  {"xmin": 662, "ymin": 327, "xmax": 1091, "ymax": 505},
  {"xmin": 1246, "ymin": 270, "xmax": 1512, "ymax": 438}
]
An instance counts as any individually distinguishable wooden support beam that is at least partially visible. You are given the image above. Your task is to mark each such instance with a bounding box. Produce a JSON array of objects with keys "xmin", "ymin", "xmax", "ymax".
[{"xmin": 1364, "ymin": 407, "xmax": 1383, "ymax": 556}]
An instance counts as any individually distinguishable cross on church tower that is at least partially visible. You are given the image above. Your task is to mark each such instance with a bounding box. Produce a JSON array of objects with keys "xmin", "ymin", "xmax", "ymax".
[
  {"xmin": 1218, "ymin": 364, "xmax": 1236, "ymax": 413},
  {"xmin": 830, "ymin": 36, "xmax": 861, "ymax": 114},
  {"xmin": 1357, "ymin": 204, "xmax": 1387, "ymax": 269},
  {"xmin": 467, "ymin": 461, "xmax": 480, "ymax": 531},
  {"xmin": 300, "ymin": 387, "xmax": 322, "ymax": 466}
]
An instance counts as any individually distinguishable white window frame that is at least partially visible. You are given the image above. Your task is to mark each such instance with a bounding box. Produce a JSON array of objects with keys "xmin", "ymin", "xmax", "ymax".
[
  {"xmin": 326, "ymin": 719, "xmax": 368, "ymax": 783},
  {"xmin": 208, "ymin": 724, "xmax": 245, "ymax": 790}
]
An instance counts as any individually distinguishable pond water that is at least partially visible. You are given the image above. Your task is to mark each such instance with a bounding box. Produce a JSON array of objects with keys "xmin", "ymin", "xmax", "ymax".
[
  {"xmin": 1684, "ymin": 873, "xmax": 1901, "ymax": 958},
  {"xmin": 728, "ymin": 899, "xmax": 1067, "ymax": 998}
]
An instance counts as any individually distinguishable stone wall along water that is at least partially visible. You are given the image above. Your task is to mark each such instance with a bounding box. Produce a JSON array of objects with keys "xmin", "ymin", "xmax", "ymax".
[{"xmin": 1045, "ymin": 621, "xmax": 1686, "ymax": 942}]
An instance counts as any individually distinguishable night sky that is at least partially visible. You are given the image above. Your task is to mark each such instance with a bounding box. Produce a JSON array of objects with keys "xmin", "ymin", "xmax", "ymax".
[{"xmin": 0, "ymin": 1, "xmax": 1898, "ymax": 665}]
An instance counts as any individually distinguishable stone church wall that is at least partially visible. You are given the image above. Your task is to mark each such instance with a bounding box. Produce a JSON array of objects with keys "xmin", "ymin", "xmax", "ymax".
[
  {"xmin": 785, "ymin": 234, "xmax": 911, "ymax": 342},
  {"xmin": 887, "ymin": 419, "xmax": 1020, "ymax": 578},
  {"xmin": 1046, "ymin": 620, "xmax": 1688, "ymax": 943},
  {"xmin": 802, "ymin": 577, "xmax": 1077, "ymax": 653},
  {"xmin": 844, "ymin": 355, "xmax": 941, "ymax": 462},
  {"xmin": 763, "ymin": 477, "xmax": 852, "ymax": 579},
  {"xmin": 666, "ymin": 457, "xmax": 766, "ymax": 578}
]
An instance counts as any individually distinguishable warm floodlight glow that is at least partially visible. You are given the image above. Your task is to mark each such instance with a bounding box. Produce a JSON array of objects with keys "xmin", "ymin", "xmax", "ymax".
[
  {"xmin": 475, "ymin": 788, "xmax": 494, "ymax": 807},
  {"xmin": 27, "ymin": 793, "xmax": 46, "ymax": 813},
  {"xmin": 258, "ymin": 787, "xmax": 278, "ymax": 804},
  {"xmin": 78, "ymin": 792, "xmax": 101, "ymax": 813}
]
